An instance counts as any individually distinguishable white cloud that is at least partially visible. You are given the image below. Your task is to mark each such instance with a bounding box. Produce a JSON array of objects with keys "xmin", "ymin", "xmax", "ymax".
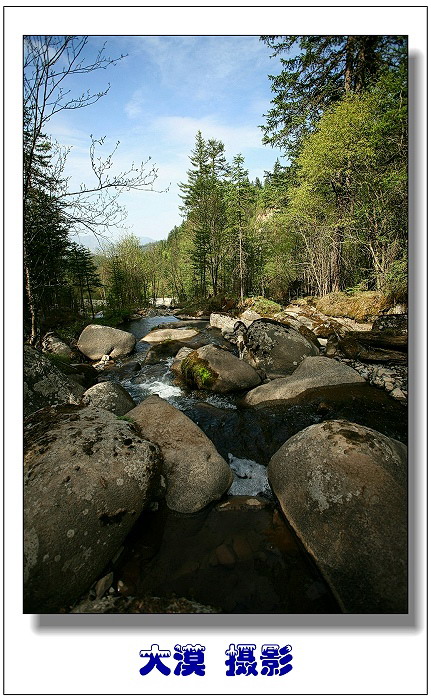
[
  {"xmin": 153, "ymin": 114, "xmax": 263, "ymax": 155},
  {"xmin": 124, "ymin": 88, "xmax": 146, "ymax": 119}
]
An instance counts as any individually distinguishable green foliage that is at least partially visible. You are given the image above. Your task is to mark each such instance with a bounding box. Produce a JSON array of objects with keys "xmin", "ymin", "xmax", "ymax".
[
  {"xmin": 181, "ymin": 353, "xmax": 218, "ymax": 389},
  {"xmin": 92, "ymin": 307, "xmax": 134, "ymax": 328},
  {"xmin": 260, "ymin": 35, "xmax": 407, "ymax": 157}
]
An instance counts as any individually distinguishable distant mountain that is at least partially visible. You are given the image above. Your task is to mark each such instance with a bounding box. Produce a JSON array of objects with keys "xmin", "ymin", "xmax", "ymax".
[{"xmin": 74, "ymin": 234, "xmax": 158, "ymax": 252}]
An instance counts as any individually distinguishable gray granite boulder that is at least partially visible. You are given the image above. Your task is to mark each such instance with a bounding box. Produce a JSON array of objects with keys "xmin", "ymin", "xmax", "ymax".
[
  {"xmin": 77, "ymin": 324, "xmax": 136, "ymax": 360},
  {"xmin": 181, "ymin": 344, "xmax": 261, "ymax": 393},
  {"xmin": 243, "ymin": 356, "xmax": 364, "ymax": 406},
  {"xmin": 268, "ymin": 420, "xmax": 407, "ymax": 613},
  {"xmin": 24, "ymin": 405, "xmax": 163, "ymax": 612},
  {"xmin": 24, "ymin": 345, "xmax": 84, "ymax": 417},
  {"xmin": 126, "ymin": 395, "xmax": 233, "ymax": 513},
  {"xmin": 82, "ymin": 381, "xmax": 136, "ymax": 415},
  {"xmin": 243, "ymin": 318, "xmax": 319, "ymax": 379}
]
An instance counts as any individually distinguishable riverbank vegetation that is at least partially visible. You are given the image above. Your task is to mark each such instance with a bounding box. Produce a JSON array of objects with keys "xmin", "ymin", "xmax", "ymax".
[{"xmin": 24, "ymin": 35, "xmax": 407, "ymax": 343}]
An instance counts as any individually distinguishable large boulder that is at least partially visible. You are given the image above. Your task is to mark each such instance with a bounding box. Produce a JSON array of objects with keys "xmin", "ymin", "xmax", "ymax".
[
  {"xmin": 126, "ymin": 396, "xmax": 233, "ymax": 513},
  {"xmin": 77, "ymin": 324, "xmax": 136, "ymax": 360},
  {"xmin": 24, "ymin": 345, "xmax": 84, "ymax": 417},
  {"xmin": 82, "ymin": 381, "xmax": 135, "ymax": 415},
  {"xmin": 268, "ymin": 420, "xmax": 407, "ymax": 613},
  {"xmin": 24, "ymin": 405, "xmax": 163, "ymax": 612},
  {"xmin": 243, "ymin": 356, "xmax": 364, "ymax": 406},
  {"xmin": 242, "ymin": 318, "xmax": 319, "ymax": 379},
  {"xmin": 180, "ymin": 344, "xmax": 261, "ymax": 393},
  {"xmin": 141, "ymin": 328, "xmax": 199, "ymax": 343}
]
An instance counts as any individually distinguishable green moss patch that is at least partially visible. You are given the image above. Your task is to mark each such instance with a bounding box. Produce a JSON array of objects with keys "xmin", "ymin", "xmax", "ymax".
[
  {"xmin": 244, "ymin": 296, "xmax": 282, "ymax": 316},
  {"xmin": 180, "ymin": 352, "xmax": 219, "ymax": 390}
]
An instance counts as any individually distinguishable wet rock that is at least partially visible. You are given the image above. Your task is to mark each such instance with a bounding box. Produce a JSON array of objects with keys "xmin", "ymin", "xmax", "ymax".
[
  {"xmin": 181, "ymin": 344, "xmax": 261, "ymax": 393},
  {"xmin": 372, "ymin": 313, "xmax": 408, "ymax": 335},
  {"xmin": 125, "ymin": 395, "xmax": 233, "ymax": 513},
  {"xmin": 268, "ymin": 420, "xmax": 407, "ymax": 613},
  {"xmin": 243, "ymin": 318, "xmax": 319, "ymax": 379},
  {"xmin": 82, "ymin": 381, "xmax": 136, "ymax": 415},
  {"xmin": 243, "ymin": 356, "xmax": 364, "ymax": 406},
  {"xmin": 77, "ymin": 324, "xmax": 136, "ymax": 361},
  {"xmin": 69, "ymin": 363, "xmax": 99, "ymax": 388},
  {"xmin": 141, "ymin": 328, "xmax": 199, "ymax": 343},
  {"xmin": 103, "ymin": 360, "xmax": 142, "ymax": 381},
  {"xmin": 24, "ymin": 405, "xmax": 163, "ymax": 612},
  {"xmin": 24, "ymin": 345, "xmax": 84, "ymax": 417},
  {"xmin": 215, "ymin": 543, "xmax": 236, "ymax": 567}
]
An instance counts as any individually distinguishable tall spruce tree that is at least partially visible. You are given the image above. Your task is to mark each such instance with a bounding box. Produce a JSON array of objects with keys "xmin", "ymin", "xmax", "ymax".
[{"xmin": 260, "ymin": 35, "xmax": 406, "ymax": 157}]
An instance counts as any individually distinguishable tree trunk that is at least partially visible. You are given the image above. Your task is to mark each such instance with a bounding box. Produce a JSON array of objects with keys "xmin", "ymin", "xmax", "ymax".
[{"xmin": 24, "ymin": 256, "xmax": 38, "ymax": 345}]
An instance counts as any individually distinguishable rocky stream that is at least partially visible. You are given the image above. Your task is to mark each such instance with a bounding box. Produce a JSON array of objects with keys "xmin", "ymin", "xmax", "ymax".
[{"xmin": 24, "ymin": 304, "xmax": 408, "ymax": 614}]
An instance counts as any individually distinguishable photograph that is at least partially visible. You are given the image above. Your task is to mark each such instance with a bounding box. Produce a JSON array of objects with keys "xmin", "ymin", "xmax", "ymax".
[{"xmin": 22, "ymin": 32, "xmax": 409, "ymax": 618}]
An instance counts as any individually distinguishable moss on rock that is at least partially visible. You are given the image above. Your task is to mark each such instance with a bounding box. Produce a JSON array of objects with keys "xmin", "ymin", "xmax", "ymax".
[{"xmin": 181, "ymin": 351, "xmax": 219, "ymax": 389}]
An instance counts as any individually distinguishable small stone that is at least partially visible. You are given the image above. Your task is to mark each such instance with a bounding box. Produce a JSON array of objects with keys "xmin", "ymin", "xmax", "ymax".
[
  {"xmin": 232, "ymin": 535, "xmax": 253, "ymax": 561},
  {"xmin": 390, "ymin": 388, "xmax": 406, "ymax": 400},
  {"xmin": 95, "ymin": 572, "xmax": 113, "ymax": 598},
  {"xmin": 215, "ymin": 543, "xmax": 236, "ymax": 567}
]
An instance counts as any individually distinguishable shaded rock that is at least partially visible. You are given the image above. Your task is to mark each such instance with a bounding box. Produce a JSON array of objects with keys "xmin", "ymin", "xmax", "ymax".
[
  {"xmin": 24, "ymin": 345, "xmax": 84, "ymax": 418},
  {"xmin": 181, "ymin": 344, "xmax": 261, "ymax": 393},
  {"xmin": 372, "ymin": 313, "xmax": 408, "ymax": 335},
  {"xmin": 69, "ymin": 363, "xmax": 99, "ymax": 388},
  {"xmin": 326, "ymin": 331, "xmax": 407, "ymax": 363},
  {"xmin": 24, "ymin": 405, "xmax": 162, "ymax": 612},
  {"xmin": 243, "ymin": 318, "xmax": 319, "ymax": 379},
  {"xmin": 102, "ymin": 360, "xmax": 142, "ymax": 381},
  {"xmin": 243, "ymin": 356, "xmax": 364, "ymax": 406},
  {"xmin": 171, "ymin": 347, "xmax": 193, "ymax": 375},
  {"xmin": 42, "ymin": 333, "xmax": 75, "ymax": 360},
  {"xmin": 77, "ymin": 324, "xmax": 136, "ymax": 361},
  {"xmin": 141, "ymin": 328, "xmax": 199, "ymax": 343},
  {"xmin": 126, "ymin": 395, "xmax": 233, "ymax": 513},
  {"xmin": 82, "ymin": 381, "xmax": 136, "ymax": 415},
  {"xmin": 268, "ymin": 420, "xmax": 407, "ymax": 613}
]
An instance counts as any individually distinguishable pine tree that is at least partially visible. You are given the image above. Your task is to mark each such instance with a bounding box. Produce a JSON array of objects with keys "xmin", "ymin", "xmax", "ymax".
[{"xmin": 260, "ymin": 35, "xmax": 406, "ymax": 157}]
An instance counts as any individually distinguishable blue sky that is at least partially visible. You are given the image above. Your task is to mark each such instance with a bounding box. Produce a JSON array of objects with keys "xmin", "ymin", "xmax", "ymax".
[{"xmin": 46, "ymin": 35, "xmax": 285, "ymax": 248}]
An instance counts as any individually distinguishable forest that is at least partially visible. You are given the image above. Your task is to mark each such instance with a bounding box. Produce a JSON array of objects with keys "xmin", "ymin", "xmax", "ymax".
[{"xmin": 24, "ymin": 35, "xmax": 407, "ymax": 341}]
